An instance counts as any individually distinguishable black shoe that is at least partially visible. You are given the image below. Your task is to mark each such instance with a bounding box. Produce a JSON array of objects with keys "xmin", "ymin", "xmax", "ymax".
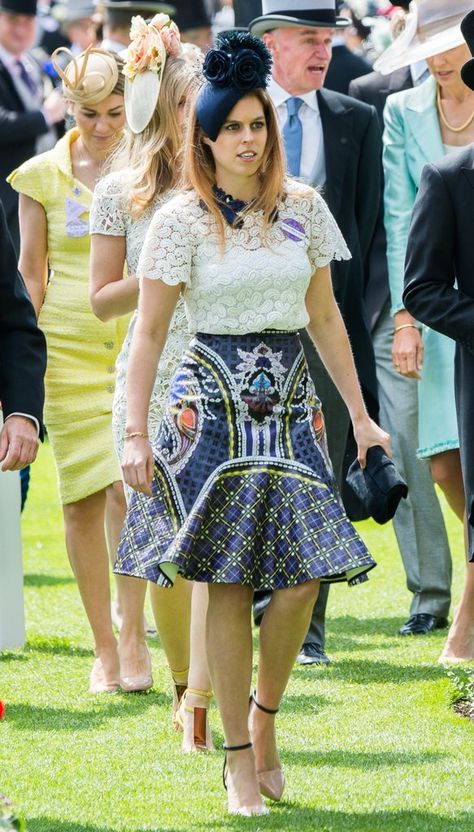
[
  {"xmin": 398, "ymin": 614, "xmax": 449, "ymax": 636},
  {"xmin": 296, "ymin": 643, "xmax": 331, "ymax": 666}
]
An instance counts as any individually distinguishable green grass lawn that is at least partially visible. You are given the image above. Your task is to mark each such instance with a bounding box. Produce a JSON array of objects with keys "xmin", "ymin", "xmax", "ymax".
[{"xmin": 1, "ymin": 441, "xmax": 473, "ymax": 832}]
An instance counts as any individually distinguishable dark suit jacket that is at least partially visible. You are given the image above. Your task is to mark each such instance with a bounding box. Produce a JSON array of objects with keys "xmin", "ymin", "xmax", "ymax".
[
  {"xmin": 324, "ymin": 44, "xmax": 372, "ymax": 96},
  {"xmin": 317, "ymin": 87, "xmax": 380, "ymax": 419},
  {"xmin": 403, "ymin": 146, "xmax": 474, "ymax": 560},
  {"xmin": 0, "ymin": 57, "xmax": 51, "ymax": 252},
  {"xmin": 0, "ymin": 201, "xmax": 46, "ymax": 437},
  {"xmin": 349, "ymin": 67, "xmax": 413, "ymax": 329}
]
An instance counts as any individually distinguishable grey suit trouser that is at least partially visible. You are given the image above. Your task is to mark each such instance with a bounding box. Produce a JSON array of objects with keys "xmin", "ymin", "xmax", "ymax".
[
  {"xmin": 373, "ymin": 304, "xmax": 452, "ymax": 617},
  {"xmin": 300, "ymin": 331, "xmax": 351, "ymax": 648}
]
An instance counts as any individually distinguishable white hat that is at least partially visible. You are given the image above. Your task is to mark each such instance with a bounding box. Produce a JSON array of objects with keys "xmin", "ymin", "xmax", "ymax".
[
  {"xmin": 123, "ymin": 13, "xmax": 182, "ymax": 133},
  {"xmin": 374, "ymin": 0, "xmax": 472, "ymax": 75}
]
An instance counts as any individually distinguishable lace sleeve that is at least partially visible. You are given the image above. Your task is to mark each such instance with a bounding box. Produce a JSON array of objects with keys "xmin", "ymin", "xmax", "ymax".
[
  {"xmin": 137, "ymin": 205, "xmax": 192, "ymax": 285},
  {"xmin": 308, "ymin": 192, "xmax": 351, "ymax": 270},
  {"xmin": 90, "ymin": 174, "xmax": 126, "ymax": 236}
]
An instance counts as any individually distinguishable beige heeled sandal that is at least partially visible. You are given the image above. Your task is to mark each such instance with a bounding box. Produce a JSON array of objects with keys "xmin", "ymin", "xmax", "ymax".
[
  {"xmin": 175, "ymin": 688, "xmax": 215, "ymax": 752},
  {"xmin": 250, "ymin": 693, "xmax": 285, "ymax": 802},
  {"xmin": 170, "ymin": 666, "xmax": 189, "ymax": 731}
]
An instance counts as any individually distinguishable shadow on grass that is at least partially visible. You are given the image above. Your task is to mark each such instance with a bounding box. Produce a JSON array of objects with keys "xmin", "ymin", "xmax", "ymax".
[
  {"xmin": 199, "ymin": 807, "xmax": 474, "ymax": 832},
  {"xmin": 280, "ymin": 748, "xmax": 446, "ymax": 769},
  {"xmin": 25, "ymin": 635, "xmax": 92, "ymax": 658},
  {"xmin": 23, "ymin": 573, "xmax": 76, "ymax": 588},
  {"xmin": 295, "ymin": 657, "xmax": 445, "ymax": 685},
  {"xmin": 5, "ymin": 692, "xmax": 167, "ymax": 731},
  {"xmin": 281, "ymin": 692, "xmax": 330, "ymax": 715}
]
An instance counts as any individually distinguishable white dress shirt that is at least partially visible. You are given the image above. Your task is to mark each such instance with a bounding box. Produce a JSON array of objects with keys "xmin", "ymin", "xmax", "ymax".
[{"xmin": 268, "ymin": 77, "xmax": 326, "ymax": 185}]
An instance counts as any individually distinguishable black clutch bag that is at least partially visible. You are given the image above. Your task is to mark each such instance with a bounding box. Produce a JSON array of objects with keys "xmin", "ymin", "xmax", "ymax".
[{"xmin": 345, "ymin": 445, "xmax": 408, "ymax": 525}]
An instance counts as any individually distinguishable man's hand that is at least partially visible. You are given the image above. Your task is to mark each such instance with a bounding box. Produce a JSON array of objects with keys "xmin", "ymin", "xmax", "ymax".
[
  {"xmin": 43, "ymin": 89, "xmax": 67, "ymax": 125},
  {"xmin": 0, "ymin": 416, "xmax": 39, "ymax": 471}
]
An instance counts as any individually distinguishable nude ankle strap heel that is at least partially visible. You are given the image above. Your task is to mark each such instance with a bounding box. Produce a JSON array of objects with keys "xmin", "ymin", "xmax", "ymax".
[
  {"xmin": 223, "ymin": 742, "xmax": 269, "ymax": 817},
  {"xmin": 251, "ymin": 693, "xmax": 285, "ymax": 802}
]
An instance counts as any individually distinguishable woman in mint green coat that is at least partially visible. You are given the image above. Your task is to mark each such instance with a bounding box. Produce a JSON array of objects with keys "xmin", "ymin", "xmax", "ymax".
[{"xmin": 379, "ymin": 0, "xmax": 474, "ymax": 661}]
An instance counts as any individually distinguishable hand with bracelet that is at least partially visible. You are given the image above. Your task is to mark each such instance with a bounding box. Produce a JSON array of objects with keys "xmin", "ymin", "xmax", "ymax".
[
  {"xmin": 391, "ymin": 309, "xmax": 423, "ymax": 379},
  {"xmin": 122, "ymin": 430, "xmax": 154, "ymax": 496}
]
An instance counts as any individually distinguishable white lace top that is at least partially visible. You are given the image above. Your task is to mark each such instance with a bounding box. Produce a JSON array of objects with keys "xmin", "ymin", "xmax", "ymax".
[
  {"xmin": 90, "ymin": 172, "xmax": 189, "ymax": 457},
  {"xmin": 137, "ymin": 179, "xmax": 351, "ymax": 335}
]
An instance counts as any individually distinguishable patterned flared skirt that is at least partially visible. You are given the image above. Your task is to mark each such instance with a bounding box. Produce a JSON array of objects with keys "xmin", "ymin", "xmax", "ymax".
[{"xmin": 115, "ymin": 331, "xmax": 376, "ymax": 590}]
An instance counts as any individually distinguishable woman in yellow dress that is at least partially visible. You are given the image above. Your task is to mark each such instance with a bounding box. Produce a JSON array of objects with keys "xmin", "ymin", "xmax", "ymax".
[{"xmin": 8, "ymin": 48, "xmax": 144, "ymax": 693}]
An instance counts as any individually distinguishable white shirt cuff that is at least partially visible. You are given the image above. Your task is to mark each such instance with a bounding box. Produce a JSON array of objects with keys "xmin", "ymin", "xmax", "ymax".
[{"xmin": 5, "ymin": 412, "xmax": 40, "ymax": 436}]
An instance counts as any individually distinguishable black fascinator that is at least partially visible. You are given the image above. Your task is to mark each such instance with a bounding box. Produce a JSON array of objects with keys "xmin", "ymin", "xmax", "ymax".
[{"xmin": 196, "ymin": 32, "xmax": 272, "ymax": 142}]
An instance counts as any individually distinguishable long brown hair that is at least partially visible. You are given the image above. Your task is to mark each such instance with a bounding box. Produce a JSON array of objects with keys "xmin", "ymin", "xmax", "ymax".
[
  {"xmin": 183, "ymin": 88, "xmax": 286, "ymax": 245},
  {"xmin": 108, "ymin": 57, "xmax": 200, "ymax": 217}
]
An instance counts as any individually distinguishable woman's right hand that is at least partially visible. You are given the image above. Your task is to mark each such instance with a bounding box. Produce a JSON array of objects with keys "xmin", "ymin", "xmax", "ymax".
[
  {"xmin": 122, "ymin": 437, "xmax": 154, "ymax": 496},
  {"xmin": 392, "ymin": 324, "xmax": 423, "ymax": 380}
]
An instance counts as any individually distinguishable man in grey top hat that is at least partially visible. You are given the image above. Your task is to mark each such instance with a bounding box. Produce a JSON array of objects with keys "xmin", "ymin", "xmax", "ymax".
[
  {"xmin": 250, "ymin": 0, "xmax": 381, "ymax": 665},
  {"xmin": 98, "ymin": 0, "xmax": 176, "ymax": 52}
]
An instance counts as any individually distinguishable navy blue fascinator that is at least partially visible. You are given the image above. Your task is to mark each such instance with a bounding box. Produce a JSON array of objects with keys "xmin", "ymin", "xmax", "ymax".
[{"xmin": 195, "ymin": 32, "xmax": 272, "ymax": 142}]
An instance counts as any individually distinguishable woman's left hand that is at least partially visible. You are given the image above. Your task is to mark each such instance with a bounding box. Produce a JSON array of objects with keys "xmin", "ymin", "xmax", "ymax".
[{"xmin": 353, "ymin": 416, "xmax": 391, "ymax": 469}]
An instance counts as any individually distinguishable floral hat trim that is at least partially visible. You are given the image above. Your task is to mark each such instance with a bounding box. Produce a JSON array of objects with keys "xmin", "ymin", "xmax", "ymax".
[
  {"xmin": 123, "ymin": 13, "xmax": 182, "ymax": 81},
  {"xmin": 203, "ymin": 31, "xmax": 272, "ymax": 92},
  {"xmin": 196, "ymin": 32, "xmax": 273, "ymax": 142}
]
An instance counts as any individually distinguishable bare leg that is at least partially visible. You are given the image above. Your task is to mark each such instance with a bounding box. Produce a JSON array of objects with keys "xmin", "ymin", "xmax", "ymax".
[
  {"xmin": 181, "ymin": 582, "xmax": 214, "ymax": 752},
  {"xmin": 63, "ymin": 489, "xmax": 118, "ymax": 686},
  {"xmin": 430, "ymin": 450, "xmax": 465, "ymax": 521},
  {"xmin": 104, "ymin": 480, "xmax": 126, "ymax": 626},
  {"xmin": 206, "ymin": 584, "xmax": 264, "ymax": 813},
  {"xmin": 103, "ymin": 481, "xmax": 153, "ymax": 683},
  {"xmin": 440, "ymin": 518, "xmax": 474, "ymax": 662},
  {"xmin": 252, "ymin": 580, "xmax": 320, "ymax": 775},
  {"xmin": 149, "ymin": 576, "xmax": 192, "ymax": 671}
]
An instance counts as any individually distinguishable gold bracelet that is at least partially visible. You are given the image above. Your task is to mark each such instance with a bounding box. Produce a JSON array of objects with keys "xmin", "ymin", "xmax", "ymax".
[
  {"xmin": 124, "ymin": 431, "xmax": 149, "ymax": 440},
  {"xmin": 394, "ymin": 324, "xmax": 420, "ymax": 334}
]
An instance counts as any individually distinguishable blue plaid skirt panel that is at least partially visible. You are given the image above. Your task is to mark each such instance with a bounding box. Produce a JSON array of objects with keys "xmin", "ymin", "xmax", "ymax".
[{"xmin": 115, "ymin": 332, "xmax": 376, "ymax": 589}]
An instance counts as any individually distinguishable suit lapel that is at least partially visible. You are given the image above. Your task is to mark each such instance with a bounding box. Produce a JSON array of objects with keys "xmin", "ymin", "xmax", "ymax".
[
  {"xmin": 461, "ymin": 153, "xmax": 474, "ymax": 191},
  {"xmin": 317, "ymin": 89, "xmax": 352, "ymax": 217},
  {"xmin": 378, "ymin": 66, "xmax": 412, "ymax": 98},
  {"xmin": 0, "ymin": 59, "xmax": 25, "ymax": 110}
]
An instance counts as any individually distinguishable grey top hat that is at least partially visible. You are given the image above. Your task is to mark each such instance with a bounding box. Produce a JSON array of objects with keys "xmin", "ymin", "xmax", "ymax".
[
  {"xmin": 98, "ymin": 0, "xmax": 176, "ymax": 15},
  {"xmin": 249, "ymin": 1, "xmax": 350, "ymax": 38}
]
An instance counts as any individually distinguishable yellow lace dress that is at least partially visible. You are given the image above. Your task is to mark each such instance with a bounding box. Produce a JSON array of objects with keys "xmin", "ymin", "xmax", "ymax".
[{"xmin": 9, "ymin": 129, "xmax": 130, "ymax": 503}]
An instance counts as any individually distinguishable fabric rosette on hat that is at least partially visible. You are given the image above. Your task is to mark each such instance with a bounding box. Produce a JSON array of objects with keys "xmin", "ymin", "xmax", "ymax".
[
  {"xmin": 196, "ymin": 31, "xmax": 272, "ymax": 142},
  {"xmin": 461, "ymin": 9, "xmax": 474, "ymax": 91},
  {"xmin": 123, "ymin": 13, "xmax": 182, "ymax": 133}
]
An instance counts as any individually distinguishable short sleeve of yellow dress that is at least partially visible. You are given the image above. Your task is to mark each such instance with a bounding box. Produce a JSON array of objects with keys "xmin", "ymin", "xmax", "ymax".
[{"xmin": 8, "ymin": 129, "xmax": 130, "ymax": 504}]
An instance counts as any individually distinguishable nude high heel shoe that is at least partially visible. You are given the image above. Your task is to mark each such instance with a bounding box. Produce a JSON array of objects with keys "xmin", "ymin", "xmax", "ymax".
[
  {"xmin": 89, "ymin": 658, "xmax": 120, "ymax": 694},
  {"xmin": 250, "ymin": 693, "xmax": 285, "ymax": 802},
  {"xmin": 223, "ymin": 742, "xmax": 269, "ymax": 817},
  {"xmin": 120, "ymin": 644, "xmax": 153, "ymax": 693}
]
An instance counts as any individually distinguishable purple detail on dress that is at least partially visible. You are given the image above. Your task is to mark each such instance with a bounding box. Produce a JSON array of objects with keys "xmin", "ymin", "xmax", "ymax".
[
  {"xmin": 281, "ymin": 217, "xmax": 306, "ymax": 242},
  {"xmin": 65, "ymin": 197, "xmax": 89, "ymax": 237},
  {"xmin": 73, "ymin": 186, "xmax": 81, "ymax": 196}
]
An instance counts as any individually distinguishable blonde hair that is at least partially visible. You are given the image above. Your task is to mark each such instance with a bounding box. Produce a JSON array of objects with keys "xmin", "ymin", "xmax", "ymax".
[
  {"xmin": 183, "ymin": 89, "xmax": 286, "ymax": 246},
  {"xmin": 109, "ymin": 56, "xmax": 200, "ymax": 217}
]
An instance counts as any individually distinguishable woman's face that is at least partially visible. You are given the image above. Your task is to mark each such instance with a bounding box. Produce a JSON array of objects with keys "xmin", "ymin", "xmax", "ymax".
[
  {"xmin": 427, "ymin": 43, "xmax": 471, "ymax": 89},
  {"xmin": 204, "ymin": 94, "xmax": 268, "ymax": 182},
  {"xmin": 71, "ymin": 93, "xmax": 125, "ymax": 155}
]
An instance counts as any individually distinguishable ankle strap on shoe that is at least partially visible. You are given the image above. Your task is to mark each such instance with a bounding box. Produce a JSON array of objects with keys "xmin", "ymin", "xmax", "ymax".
[
  {"xmin": 186, "ymin": 688, "xmax": 213, "ymax": 699},
  {"xmin": 251, "ymin": 692, "xmax": 279, "ymax": 715},
  {"xmin": 223, "ymin": 741, "xmax": 252, "ymax": 752}
]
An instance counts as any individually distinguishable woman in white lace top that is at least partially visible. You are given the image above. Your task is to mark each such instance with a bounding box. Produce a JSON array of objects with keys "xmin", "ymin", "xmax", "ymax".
[
  {"xmin": 90, "ymin": 16, "xmax": 214, "ymax": 751},
  {"xmin": 117, "ymin": 33, "xmax": 390, "ymax": 817}
]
